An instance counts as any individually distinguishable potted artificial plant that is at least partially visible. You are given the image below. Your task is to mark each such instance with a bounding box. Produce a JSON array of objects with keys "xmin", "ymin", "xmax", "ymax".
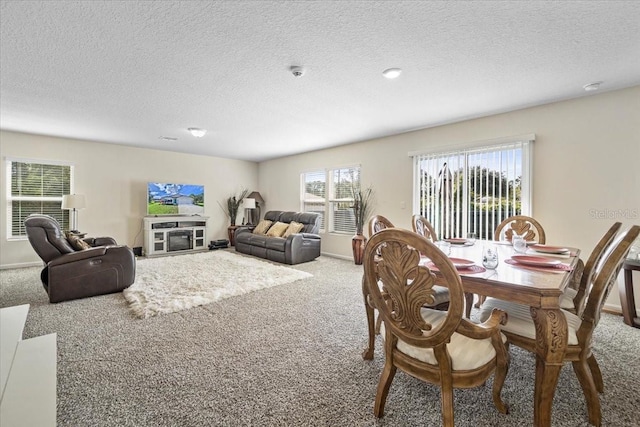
[
  {"xmin": 219, "ymin": 189, "xmax": 249, "ymax": 226},
  {"xmin": 351, "ymin": 185, "xmax": 374, "ymax": 265}
]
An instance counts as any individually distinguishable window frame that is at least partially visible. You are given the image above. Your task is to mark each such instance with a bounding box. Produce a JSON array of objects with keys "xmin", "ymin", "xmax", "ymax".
[
  {"xmin": 5, "ymin": 157, "xmax": 75, "ymax": 240},
  {"xmin": 300, "ymin": 164, "xmax": 361, "ymax": 234},
  {"xmin": 410, "ymin": 134, "xmax": 534, "ymax": 240}
]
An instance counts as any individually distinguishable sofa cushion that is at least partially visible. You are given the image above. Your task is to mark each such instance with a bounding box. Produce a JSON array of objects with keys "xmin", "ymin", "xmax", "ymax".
[
  {"xmin": 295, "ymin": 212, "xmax": 320, "ymax": 233},
  {"xmin": 266, "ymin": 221, "xmax": 289, "ymax": 237},
  {"xmin": 247, "ymin": 234, "xmax": 268, "ymax": 248},
  {"xmin": 278, "ymin": 211, "xmax": 298, "ymax": 224},
  {"xmin": 283, "ymin": 221, "xmax": 305, "ymax": 238},
  {"xmin": 266, "ymin": 237, "xmax": 287, "ymax": 251},
  {"xmin": 253, "ymin": 219, "xmax": 273, "ymax": 235}
]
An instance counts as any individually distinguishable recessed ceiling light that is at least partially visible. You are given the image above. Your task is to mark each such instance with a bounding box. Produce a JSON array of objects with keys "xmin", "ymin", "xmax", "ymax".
[
  {"xmin": 188, "ymin": 128, "xmax": 207, "ymax": 137},
  {"xmin": 382, "ymin": 68, "xmax": 402, "ymax": 79},
  {"xmin": 583, "ymin": 81, "xmax": 603, "ymax": 92},
  {"xmin": 158, "ymin": 136, "xmax": 177, "ymax": 141}
]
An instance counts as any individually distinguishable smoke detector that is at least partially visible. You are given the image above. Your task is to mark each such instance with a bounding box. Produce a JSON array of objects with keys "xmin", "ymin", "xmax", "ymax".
[{"xmin": 290, "ymin": 66, "xmax": 305, "ymax": 77}]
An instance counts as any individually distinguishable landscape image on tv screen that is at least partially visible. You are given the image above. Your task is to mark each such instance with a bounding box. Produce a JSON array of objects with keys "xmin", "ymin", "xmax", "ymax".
[{"xmin": 147, "ymin": 182, "xmax": 205, "ymax": 215}]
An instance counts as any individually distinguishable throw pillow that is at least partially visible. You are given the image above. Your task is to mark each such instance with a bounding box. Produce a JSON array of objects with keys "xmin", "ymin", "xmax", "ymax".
[
  {"xmin": 283, "ymin": 221, "xmax": 305, "ymax": 238},
  {"xmin": 253, "ymin": 219, "xmax": 273, "ymax": 235},
  {"xmin": 67, "ymin": 235, "xmax": 91, "ymax": 251},
  {"xmin": 266, "ymin": 221, "xmax": 289, "ymax": 237}
]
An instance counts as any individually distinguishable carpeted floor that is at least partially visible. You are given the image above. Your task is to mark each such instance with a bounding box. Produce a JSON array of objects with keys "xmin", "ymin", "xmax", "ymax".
[{"xmin": 1, "ymin": 251, "xmax": 639, "ymax": 426}]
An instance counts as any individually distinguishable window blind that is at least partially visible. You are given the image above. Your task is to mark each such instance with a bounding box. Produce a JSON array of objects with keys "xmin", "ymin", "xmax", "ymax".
[
  {"xmin": 8, "ymin": 160, "xmax": 72, "ymax": 237},
  {"xmin": 301, "ymin": 170, "xmax": 326, "ymax": 230},
  {"xmin": 301, "ymin": 165, "xmax": 361, "ymax": 234},
  {"xmin": 413, "ymin": 139, "xmax": 532, "ymax": 240}
]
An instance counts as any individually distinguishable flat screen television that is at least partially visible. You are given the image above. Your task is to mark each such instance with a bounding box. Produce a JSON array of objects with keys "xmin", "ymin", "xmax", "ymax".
[{"xmin": 147, "ymin": 182, "xmax": 204, "ymax": 215}]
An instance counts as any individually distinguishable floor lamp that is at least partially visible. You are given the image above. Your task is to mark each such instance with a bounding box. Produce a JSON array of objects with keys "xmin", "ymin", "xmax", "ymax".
[
  {"xmin": 243, "ymin": 198, "xmax": 256, "ymax": 225},
  {"xmin": 62, "ymin": 194, "xmax": 86, "ymax": 232}
]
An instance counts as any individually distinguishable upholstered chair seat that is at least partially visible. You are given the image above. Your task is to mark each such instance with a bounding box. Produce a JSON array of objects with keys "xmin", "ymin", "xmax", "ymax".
[{"xmin": 381, "ymin": 308, "xmax": 507, "ymax": 370}]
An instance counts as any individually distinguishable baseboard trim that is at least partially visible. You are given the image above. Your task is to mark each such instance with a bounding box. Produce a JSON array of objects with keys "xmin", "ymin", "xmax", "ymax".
[
  {"xmin": 0, "ymin": 261, "xmax": 42, "ymax": 270},
  {"xmin": 602, "ymin": 303, "xmax": 623, "ymax": 316},
  {"xmin": 320, "ymin": 252, "xmax": 353, "ymax": 262}
]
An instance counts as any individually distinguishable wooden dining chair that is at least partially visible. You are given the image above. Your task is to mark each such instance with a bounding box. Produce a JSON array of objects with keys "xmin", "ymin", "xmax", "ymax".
[
  {"xmin": 560, "ymin": 222, "xmax": 622, "ymax": 316},
  {"xmin": 362, "ymin": 215, "xmax": 395, "ymax": 359},
  {"xmin": 362, "ymin": 215, "xmax": 450, "ymax": 360},
  {"xmin": 478, "ymin": 225, "xmax": 640, "ymax": 427},
  {"xmin": 364, "ymin": 228, "xmax": 510, "ymax": 426},
  {"xmin": 368, "ymin": 214, "xmax": 394, "ymax": 237},
  {"xmin": 493, "ymin": 215, "xmax": 547, "ymax": 244},
  {"xmin": 411, "ymin": 214, "xmax": 438, "ymax": 241}
]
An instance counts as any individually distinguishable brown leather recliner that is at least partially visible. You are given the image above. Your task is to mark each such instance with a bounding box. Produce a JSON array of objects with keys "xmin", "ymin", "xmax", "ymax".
[{"xmin": 24, "ymin": 214, "xmax": 136, "ymax": 303}]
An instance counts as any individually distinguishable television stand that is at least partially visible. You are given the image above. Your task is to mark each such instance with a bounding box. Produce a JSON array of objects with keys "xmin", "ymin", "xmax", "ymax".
[{"xmin": 143, "ymin": 216, "xmax": 209, "ymax": 257}]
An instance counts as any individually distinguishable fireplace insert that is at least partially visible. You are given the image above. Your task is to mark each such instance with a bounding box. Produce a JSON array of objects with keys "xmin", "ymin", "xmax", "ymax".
[{"xmin": 167, "ymin": 230, "xmax": 193, "ymax": 252}]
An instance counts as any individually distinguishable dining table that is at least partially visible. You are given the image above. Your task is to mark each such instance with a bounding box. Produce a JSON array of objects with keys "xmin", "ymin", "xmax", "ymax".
[{"xmin": 442, "ymin": 239, "xmax": 581, "ymax": 427}]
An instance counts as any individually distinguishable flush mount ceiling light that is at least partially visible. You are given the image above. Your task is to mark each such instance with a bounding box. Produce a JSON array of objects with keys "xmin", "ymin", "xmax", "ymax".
[
  {"xmin": 188, "ymin": 128, "xmax": 207, "ymax": 137},
  {"xmin": 583, "ymin": 81, "xmax": 603, "ymax": 92},
  {"xmin": 158, "ymin": 136, "xmax": 177, "ymax": 141},
  {"xmin": 382, "ymin": 68, "xmax": 402, "ymax": 79}
]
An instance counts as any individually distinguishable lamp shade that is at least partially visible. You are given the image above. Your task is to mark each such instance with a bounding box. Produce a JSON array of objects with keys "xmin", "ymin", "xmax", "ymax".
[
  {"xmin": 243, "ymin": 198, "xmax": 256, "ymax": 209},
  {"xmin": 61, "ymin": 194, "xmax": 86, "ymax": 210},
  {"xmin": 247, "ymin": 191, "xmax": 264, "ymax": 205}
]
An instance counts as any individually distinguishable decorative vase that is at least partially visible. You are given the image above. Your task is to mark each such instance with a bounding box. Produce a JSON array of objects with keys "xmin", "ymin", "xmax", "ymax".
[{"xmin": 352, "ymin": 233, "xmax": 367, "ymax": 265}]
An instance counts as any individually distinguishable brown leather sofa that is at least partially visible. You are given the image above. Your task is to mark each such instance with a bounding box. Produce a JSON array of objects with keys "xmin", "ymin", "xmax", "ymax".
[
  {"xmin": 235, "ymin": 211, "xmax": 321, "ymax": 264},
  {"xmin": 24, "ymin": 214, "xmax": 136, "ymax": 303}
]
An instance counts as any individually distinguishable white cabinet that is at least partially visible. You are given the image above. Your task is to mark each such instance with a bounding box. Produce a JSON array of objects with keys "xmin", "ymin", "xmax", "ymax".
[{"xmin": 143, "ymin": 216, "xmax": 209, "ymax": 257}]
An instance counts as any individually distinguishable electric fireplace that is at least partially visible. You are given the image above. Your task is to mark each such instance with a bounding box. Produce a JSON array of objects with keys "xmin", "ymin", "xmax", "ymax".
[{"xmin": 167, "ymin": 230, "xmax": 193, "ymax": 252}]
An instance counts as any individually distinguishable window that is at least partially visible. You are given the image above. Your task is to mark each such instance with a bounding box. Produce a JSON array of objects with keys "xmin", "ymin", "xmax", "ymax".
[
  {"xmin": 411, "ymin": 135, "xmax": 533, "ymax": 240},
  {"xmin": 6, "ymin": 159, "xmax": 72, "ymax": 238},
  {"xmin": 301, "ymin": 166, "xmax": 361, "ymax": 234}
]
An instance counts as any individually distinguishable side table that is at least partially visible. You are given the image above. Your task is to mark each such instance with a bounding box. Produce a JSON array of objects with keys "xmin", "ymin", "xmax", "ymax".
[
  {"xmin": 619, "ymin": 258, "xmax": 640, "ymax": 328},
  {"xmin": 227, "ymin": 225, "xmax": 255, "ymax": 246}
]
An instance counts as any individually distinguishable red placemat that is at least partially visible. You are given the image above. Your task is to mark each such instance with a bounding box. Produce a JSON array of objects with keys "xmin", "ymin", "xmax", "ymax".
[
  {"xmin": 425, "ymin": 261, "xmax": 487, "ymax": 274},
  {"xmin": 505, "ymin": 258, "xmax": 573, "ymax": 273}
]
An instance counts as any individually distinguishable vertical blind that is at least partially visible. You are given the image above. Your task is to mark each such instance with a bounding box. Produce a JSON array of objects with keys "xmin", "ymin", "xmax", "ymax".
[
  {"xmin": 413, "ymin": 139, "xmax": 532, "ymax": 240},
  {"xmin": 8, "ymin": 160, "xmax": 72, "ymax": 236}
]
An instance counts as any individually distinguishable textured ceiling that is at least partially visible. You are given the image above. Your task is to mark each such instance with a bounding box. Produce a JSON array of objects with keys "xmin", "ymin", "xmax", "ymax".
[{"xmin": 1, "ymin": 1, "xmax": 639, "ymax": 162}]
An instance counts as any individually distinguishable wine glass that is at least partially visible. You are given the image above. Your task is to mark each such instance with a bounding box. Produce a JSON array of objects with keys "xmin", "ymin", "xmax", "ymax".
[
  {"xmin": 482, "ymin": 244, "xmax": 499, "ymax": 269},
  {"xmin": 512, "ymin": 233, "xmax": 527, "ymax": 254},
  {"xmin": 466, "ymin": 232, "xmax": 477, "ymax": 245}
]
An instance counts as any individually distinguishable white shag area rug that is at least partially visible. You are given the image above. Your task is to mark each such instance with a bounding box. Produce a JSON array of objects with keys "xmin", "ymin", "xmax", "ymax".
[{"xmin": 123, "ymin": 250, "xmax": 313, "ymax": 319}]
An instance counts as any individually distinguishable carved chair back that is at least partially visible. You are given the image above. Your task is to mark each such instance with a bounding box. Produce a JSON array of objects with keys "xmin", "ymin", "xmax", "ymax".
[
  {"xmin": 368, "ymin": 214, "xmax": 394, "ymax": 239},
  {"xmin": 578, "ymin": 225, "xmax": 639, "ymax": 340},
  {"xmin": 570, "ymin": 222, "xmax": 622, "ymax": 316},
  {"xmin": 494, "ymin": 215, "xmax": 546, "ymax": 244},
  {"xmin": 411, "ymin": 214, "xmax": 438, "ymax": 242}
]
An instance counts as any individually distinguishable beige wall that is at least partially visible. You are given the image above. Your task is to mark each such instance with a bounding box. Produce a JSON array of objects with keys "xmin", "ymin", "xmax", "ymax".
[
  {"xmin": 1, "ymin": 87, "xmax": 638, "ymax": 312},
  {"xmin": 0, "ymin": 131, "xmax": 258, "ymax": 267},
  {"xmin": 259, "ymin": 86, "xmax": 640, "ymax": 311}
]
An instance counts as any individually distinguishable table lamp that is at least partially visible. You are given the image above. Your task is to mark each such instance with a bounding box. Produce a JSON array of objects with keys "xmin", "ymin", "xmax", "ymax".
[
  {"xmin": 243, "ymin": 198, "xmax": 256, "ymax": 225},
  {"xmin": 61, "ymin": 194, "xmax": 86, "ymax": 232},
  {"xmin": 247, "ymin": 191, "xmax": 264, "ymax": 224}
]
